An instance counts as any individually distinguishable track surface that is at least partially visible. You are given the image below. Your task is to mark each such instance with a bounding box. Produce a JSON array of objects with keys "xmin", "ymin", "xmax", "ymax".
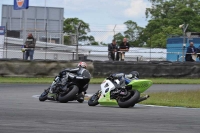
[{"xmin": 0, "ymin": 84, "xmax": 200, "ymax": 133}]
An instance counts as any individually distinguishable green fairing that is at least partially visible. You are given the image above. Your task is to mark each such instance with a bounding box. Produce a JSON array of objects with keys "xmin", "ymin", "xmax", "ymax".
[
  {"xmin": 127, "ymin": 79, "xmax": 153, "ymax": 93},
  {"xmin": 98, "ymin": 91, "xmax": 118, "ymax": 106}
]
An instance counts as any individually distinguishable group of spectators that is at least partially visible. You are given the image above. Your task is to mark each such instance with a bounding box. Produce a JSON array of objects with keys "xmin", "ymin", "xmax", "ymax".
[
  {"xmin": 108, "ymin": 38, "xmax": 130, "ymax": 61},
  {"xmin": 22, "ymin": 34, "xmax": 199, "ymax": 62},
  {"xmin": 108, "ymin": 39, "xmax": 200, "ymax": 62}
]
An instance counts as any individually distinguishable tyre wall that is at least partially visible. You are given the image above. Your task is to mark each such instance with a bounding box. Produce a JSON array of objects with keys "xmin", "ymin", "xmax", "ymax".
[
  {"xmin": 1, "ymin": 59, "xmax": 200, "ymax": 78},
  {"xmin": 93, "ymin": 61, "xmax": 200, "ymax": 78},
  {"xmin": 0, "ymin": 59, "xmax": 93, "ymax": 77}
]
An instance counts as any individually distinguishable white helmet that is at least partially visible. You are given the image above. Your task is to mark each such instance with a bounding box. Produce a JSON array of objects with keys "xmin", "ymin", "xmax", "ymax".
[{"xmin": 77, "ymin": 62, "xmax": 87, "ymax": 68}]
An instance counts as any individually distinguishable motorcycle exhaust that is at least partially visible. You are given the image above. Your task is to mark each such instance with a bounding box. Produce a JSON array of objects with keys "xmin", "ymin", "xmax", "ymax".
[{"xmin": 137, "ymin": 95, "xmax": 150, "ymax": 103}]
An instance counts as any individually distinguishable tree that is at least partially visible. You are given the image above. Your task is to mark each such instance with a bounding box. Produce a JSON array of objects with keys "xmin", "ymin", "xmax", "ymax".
[
  {"xmin": 114, "ymin": 32, "xmax": 124, "ymax": 45},
  {"xmin": 124, "ymin": 20, "xmax": 144, "ymax": 47},
  {"xmin": 113, "ymin": 20, "xmax": 144, "ymax": 47},
  {"xmin": 143, "ymin": 0, "xmax": 200, "ymax": 48},
  {"xmin": 63, "ymin": 18, "xmax": 98, "ymax": 45}
]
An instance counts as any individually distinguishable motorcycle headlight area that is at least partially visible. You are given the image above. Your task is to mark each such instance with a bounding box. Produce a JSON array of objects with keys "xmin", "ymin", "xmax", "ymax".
[
  {"xmin": 114, "ymin": 79, "xmax": 120, "ymax": 85},
  {"xmin": 105, "ymin": 88, "xmax": 109, "ymax": 93}
]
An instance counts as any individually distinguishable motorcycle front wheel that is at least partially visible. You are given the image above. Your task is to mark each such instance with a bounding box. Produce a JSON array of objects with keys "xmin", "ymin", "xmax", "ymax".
[
  {"xmin": 39, "ymin": 88, "xmax": 49, "ymax": 102},
  {"xmin": 117, "ymin": 90, "xmax": 140, "ymax": 108},
  {"xmin": 58, "ymin": 85, "xmax": 79, "ymax": 103},
  {"xmin": 88, "ymin": 92, "xmax": 100, "ymax": 106}
]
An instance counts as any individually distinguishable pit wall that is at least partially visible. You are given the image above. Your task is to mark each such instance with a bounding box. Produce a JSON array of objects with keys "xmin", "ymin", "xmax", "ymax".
[{"xmin": 1, "ymin": 59, "xmax": 200, "ymax": 78}]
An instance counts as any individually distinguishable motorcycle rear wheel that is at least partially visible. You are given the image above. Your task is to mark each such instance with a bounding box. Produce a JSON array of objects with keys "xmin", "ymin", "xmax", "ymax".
[
  {"xmin": 58, "ymin": 85, "xmax": 79, "ymax": 103},
  {"xmin": 117, "ymin": 90, "xmax": 140, "ymax": 108}
]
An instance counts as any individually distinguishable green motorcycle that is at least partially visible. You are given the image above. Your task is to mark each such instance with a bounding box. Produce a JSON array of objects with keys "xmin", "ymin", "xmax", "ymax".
[{"xmin": 88, "ymin": 74, "xmax": 153, "ymax": 108}]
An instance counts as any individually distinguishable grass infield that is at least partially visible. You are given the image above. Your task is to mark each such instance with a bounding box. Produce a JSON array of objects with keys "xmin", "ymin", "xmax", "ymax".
[
  {"xmin": 0, "ymin": 77, "xmax": 200, "ymax": 84},
  {"xmin": 140, "ymin": 90, "xmax": 200, "ymax": 108}
]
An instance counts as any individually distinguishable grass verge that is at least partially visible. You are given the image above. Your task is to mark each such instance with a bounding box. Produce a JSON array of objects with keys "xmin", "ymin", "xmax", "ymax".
[
  {"xmin": 140, "ymin": 90, "xmax": 200, "ymax": 108},
  {"xmin": 1, "ymin": 77, "xmax": 200, "ymax": 84}
]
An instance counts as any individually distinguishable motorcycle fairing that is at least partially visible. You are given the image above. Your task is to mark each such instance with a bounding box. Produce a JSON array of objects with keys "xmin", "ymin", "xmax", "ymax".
[
  {"xmin": 127, "ymin": 79, "xmax": 153, "ymax": 93},
  {"xmin": 98, "ymin": 91, "xmax": 118, "ymax": 106},
  {"xmin": 98, "ymin": 79, "xmax": 118, "ymax": 106}
]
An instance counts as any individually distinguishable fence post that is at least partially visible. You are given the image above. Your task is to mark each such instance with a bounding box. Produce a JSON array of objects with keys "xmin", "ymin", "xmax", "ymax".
[
  {"xmin": 45, "ymin": 23, "xmax": 47, "ymax": 60},
  {"xmin": 5, "ymin": 22, "xmax": 8, "ymax": 59},
  {"xmin": 113, "ymin": 24, "xmax": 116, "ymax": 39},
  {"xmin": 177, "ymin": 54, "xmax": 179, "ymax": 61}
]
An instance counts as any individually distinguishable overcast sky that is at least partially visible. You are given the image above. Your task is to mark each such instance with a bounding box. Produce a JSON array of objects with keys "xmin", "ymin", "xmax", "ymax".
[{"xmin": 0, "ymin": 0, "xmax": 152, "ymax": 43}]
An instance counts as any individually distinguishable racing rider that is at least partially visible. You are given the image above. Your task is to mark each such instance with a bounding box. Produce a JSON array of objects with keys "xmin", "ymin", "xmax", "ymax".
[{"xmin": 51, "ymin": 62, "xmax": 91, "ymax": 101}]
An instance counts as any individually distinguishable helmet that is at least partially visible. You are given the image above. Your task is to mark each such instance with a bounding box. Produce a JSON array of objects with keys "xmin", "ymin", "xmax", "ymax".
[
  {"xmin": 77, "ymin": 62, "xmax": 87, "ymax": 68},
  {"xmin": 130, "ymin": 71, "xmax": 139, "ymax": 79}
]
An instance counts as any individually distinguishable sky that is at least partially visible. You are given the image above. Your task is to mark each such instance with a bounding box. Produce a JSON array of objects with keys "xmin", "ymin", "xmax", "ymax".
[{"xmin": 0, "ymin": 0, "xmax": 152, "ymax": 43}]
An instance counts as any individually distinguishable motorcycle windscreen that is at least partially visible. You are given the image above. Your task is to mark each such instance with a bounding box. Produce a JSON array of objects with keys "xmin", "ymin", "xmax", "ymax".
[{"xmin": 127, "ymin": 79, "xmax": 153, "ymax": 93}]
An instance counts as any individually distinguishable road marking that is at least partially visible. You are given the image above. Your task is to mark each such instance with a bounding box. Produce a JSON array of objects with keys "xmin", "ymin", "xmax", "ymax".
[{"xmin": 32, "ymin": 95, "xmax": 40, "ymax": 98}]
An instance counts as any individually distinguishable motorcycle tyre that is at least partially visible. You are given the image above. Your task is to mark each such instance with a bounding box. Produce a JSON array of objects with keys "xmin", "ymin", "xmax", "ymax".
[
  {"xmin": 39, "ymin": 88, "xmax": 49, "ymax": 102},
  {"xmin": 117, "ymin": 90, "xmax": 140, "ymax": 108},
  {"xmin": 58, "ymin": 85, "xmax": 79, "ymax": 103},
  {"xmin": 88, "ymin": 94, "xmax": 99, "ymax": 106}
]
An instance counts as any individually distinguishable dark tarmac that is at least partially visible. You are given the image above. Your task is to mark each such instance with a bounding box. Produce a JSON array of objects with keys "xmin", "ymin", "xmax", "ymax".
[{"xmin": 0, "ymin": 84, "xmax": 200, "ymax": 133}]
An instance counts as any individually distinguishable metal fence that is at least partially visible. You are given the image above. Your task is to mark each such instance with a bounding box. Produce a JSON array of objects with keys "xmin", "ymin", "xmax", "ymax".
[{"xmin": 0, "ymin": 28, "xmax": 187, "ymax": 62}]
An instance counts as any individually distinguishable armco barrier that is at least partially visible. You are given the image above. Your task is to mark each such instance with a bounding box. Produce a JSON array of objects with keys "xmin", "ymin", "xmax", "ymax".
[{"xmin": 1, "ymin": 59, "xmax": 200, "ymax": 78}]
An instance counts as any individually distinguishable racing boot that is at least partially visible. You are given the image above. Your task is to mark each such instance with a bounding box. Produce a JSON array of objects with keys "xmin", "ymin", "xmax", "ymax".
[{"xmin": 77, "ymin": 92, "xmax": 85, "ymax": 103}]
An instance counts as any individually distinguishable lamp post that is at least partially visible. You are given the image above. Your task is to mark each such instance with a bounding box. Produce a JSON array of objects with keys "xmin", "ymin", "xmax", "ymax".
[{"xmin": 179, "ymin": 23, "xmax": 189, "ymax": 62}]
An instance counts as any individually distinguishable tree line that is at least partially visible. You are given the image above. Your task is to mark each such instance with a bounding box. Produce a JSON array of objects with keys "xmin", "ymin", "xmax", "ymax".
[{"xmin": 63, "ymin": 0, "xmax": 200, "ymax": 48}]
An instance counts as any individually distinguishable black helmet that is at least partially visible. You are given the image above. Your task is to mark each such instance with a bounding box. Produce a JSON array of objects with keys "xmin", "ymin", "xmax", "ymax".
[{"xmin": 130, "ymin": 71, "xmax": 139, "ymax": 79}]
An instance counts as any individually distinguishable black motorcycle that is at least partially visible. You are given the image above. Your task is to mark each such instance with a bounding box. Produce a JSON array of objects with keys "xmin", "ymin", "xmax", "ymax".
[{"xmin": 39, "ymin": 70, "xmax": 90, "ymax": 103}]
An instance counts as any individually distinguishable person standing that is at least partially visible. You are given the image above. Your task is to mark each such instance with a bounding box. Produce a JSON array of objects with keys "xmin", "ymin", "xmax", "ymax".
[
  {"xmin": 118, "ymin": 38, "xmax": 130, "ymax": 61},
  {"xmin": 185, "ymin": 42, "xmax": 196, "ymax": 62},
  {"xmin": 24, "ymin": 33, "xmax": 36, "ymax": 60},
  {"xmin": 108, "ymin": 39, "xmax": 118, "ymax": 61}
]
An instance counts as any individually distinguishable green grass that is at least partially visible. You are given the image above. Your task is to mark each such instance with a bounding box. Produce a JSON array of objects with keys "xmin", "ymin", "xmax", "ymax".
[
  {"xmin": 1, "ymin": 77, "xmax": 200, "ymax": 84},
  {"xmin": 140, "ymin": 90, "xmax": 200, "ymax": 108},
  {"xmin": 0, "ymin": 77, "xmax": 53, "ymax": 84},
  {"xmin": 149, "ymin": 78, "xmax": 200, "ymax": 84}
]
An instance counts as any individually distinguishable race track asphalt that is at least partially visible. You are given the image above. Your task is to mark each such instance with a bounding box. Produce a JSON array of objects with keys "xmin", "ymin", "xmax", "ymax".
[{"xmin": 0, "ymin": 84, "xmax": 200, "ymax": 133}]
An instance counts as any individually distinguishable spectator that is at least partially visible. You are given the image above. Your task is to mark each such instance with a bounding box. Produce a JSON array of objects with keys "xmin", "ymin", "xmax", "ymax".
[
  {"xmin": 108, "ymin": 39, "xmax": 118, "ymax": 61},
  {"xmin": 185, "ymin": 42, "xmax": 196, "ymax": 62},
  {"xmin": 118, "ymin": 38, "xmax": 130, "ymax": 61},
  {"xmin": 24, "ymin": 33, "xmax": 36, "ymax": 60}
]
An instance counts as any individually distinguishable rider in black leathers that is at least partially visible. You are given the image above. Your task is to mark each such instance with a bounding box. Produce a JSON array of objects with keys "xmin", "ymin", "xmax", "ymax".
[{"xmin": 50, "ymin": 62, "xmax": 91, "ymax": 101}]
